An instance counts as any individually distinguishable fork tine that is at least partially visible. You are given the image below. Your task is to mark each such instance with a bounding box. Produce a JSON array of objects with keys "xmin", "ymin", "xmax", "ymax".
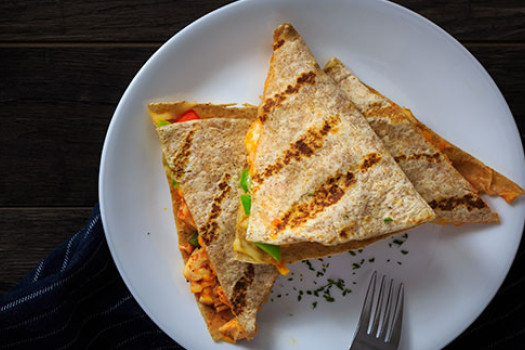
[
  {"xmin": 356, "ymin": 271, "xmax": 377, "ymax": 333},
  {"xmin": 378, "ymin": 278, "xmax": 394, "ymax": 340},
  {"xmin": 388, "ymin": 283, "xmax": 404, "ymax": 346},
  {"xmin": 370, "ymin": 274, "xmax": 385, "ymax": 336}
]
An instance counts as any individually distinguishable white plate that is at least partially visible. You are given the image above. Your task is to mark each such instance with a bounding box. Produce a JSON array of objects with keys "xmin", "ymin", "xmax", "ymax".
[{"xmin": 99, "ymin": 0, "xmax": 525, "ymax": 349}]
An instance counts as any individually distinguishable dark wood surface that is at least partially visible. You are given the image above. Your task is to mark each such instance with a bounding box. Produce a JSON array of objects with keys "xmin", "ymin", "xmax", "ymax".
[{"xmin": 1, "ymin": 1, "xmax": 524, "ymax": 349}]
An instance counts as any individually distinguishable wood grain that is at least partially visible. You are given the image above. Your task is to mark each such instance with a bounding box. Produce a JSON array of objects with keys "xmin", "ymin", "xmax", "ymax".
[
  {"xmin": 0, "ymin": 47, "xmax": 155, "ymax": 206},
  {"xmin": 0, "ymin": 208, "xmax": 92, "ymax": 291},
  {"xmin": 400, "ymin": 0, "xmax": 525, "ymax": 42},
  {"xmin": 0, "ymin": 0, "xmax": 234, "ymax": 43},
  {"xmin": 1, "ymin": 0, "xmax": 525, "ymax": 43}
]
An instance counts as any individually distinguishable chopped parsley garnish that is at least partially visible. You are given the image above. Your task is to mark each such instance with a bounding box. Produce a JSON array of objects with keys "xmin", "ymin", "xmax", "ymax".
[
  {"xmin": 384, "ymin": 217, "xmax": 393, "ymax": 222},
  {"xmin": 302, "ymin": 260, "xmax": 315, "ymax": 271}
]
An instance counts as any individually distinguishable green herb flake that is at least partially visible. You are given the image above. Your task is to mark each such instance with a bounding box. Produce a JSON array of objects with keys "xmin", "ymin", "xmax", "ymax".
[
  {"xmin": 401, "ymin": 250, "xmax": 409, "ymax": 255},
  {"xmin": 288, "ymin": 313, "xmax": 294, "ymax": 317},
  {"xmin": 349, "ymin": 251, "xmax": 357, "ymax": 256},
  {"xmin": 146, "ymin": 232, "xmax": 151, "ymax": 236},
  {"xmin": 368, "ymin": 258, "xmax": 375, "ymax": 263},
  {"xmin": 344, "ymin": 214, "xmax": 349, "ymax": 218},
  {"xmin": 307, "ymin": 193, "xmax": 316, "ymax": 197},
  {"xmin": 303, "ymin": 260, "xmax": 315, "ymax": 271},
  {"xmin": 384, "ymin": 217, "xmax": 393, "ymax": 223},
  {"xmin": 392, "ymin": 239, "xmax": 404, "ymax": 246},
  {"xmin": 324, "ymin": 295, "xmax": 335, "ymax": 302},
  {"xmin": 312, "ymin": 301, "xmax": 318, "ymax": 309}
]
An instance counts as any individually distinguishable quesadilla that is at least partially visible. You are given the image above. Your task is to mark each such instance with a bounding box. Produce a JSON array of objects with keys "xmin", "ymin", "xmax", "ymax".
[
  {"xmin": 324, "ymin": 57, "xmax": 503, "ymax": 224},
  {"xmin": 149, "ymin": 102, "xmax": 278, "ymax": 342},
  {"xmin": 411, "ymin": 119, "xmax": 524, "ymax": 204},
  {"xmin": 233, "ymin": 23, "xmax": 435, "ymax": 268}
]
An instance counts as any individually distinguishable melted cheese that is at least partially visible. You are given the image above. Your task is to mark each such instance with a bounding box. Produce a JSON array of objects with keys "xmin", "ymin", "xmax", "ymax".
[
  {"xmin": 234, "ymin": 209, "xmax": 289, "ymax": 275},
  {"xmin": 245, "ymin": 119, "xmax": 262, "ymax": 173}
]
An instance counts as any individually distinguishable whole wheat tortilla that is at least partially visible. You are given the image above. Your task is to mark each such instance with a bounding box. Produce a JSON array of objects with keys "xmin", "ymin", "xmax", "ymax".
[
  {"xmin": 244, "ymin": 24, "xmax": 435, "ymax": 248},
  {"xmin": 324, "ymin": 57, "xmax": 500, "ymax": 224},
  {"xmin": 412, "ymin": 118, "xmax": 524, "ymax": 204},
  {"xmin": 149, "ymin": 102, "xmax": 277, "ymax": 340}
]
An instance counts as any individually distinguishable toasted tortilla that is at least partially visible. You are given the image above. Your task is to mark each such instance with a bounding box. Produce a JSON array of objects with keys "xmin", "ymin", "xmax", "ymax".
[
  {"xmin": 412, "ymin": 118, "xmax": 524, "ymax": 204},
  {"xmin": 149, "ymin": 102, "xmax": 277, "ymax": 341},
  {"xmin": 242, "ymin": 24, "xmax": 434, "ymax": 250},
  {"xmin": 324, "ymin": 57, "xmax": 500, "ymax": 224}
]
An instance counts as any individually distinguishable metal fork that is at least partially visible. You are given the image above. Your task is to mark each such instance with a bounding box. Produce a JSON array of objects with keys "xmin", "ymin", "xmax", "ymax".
[{"xmin": 349, "ymin": 271, "xmax": 405, "ymax": 350}]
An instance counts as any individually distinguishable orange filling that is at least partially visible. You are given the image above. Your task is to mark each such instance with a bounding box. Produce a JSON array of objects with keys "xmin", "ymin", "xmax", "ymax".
[{"xmin": 182, "ymin": 228, "xmax": 247, "ymax": 342}]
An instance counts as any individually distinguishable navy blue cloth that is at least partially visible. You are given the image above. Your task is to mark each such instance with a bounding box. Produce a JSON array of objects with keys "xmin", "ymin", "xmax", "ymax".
[{"xmin": 0, "ymin": 205, "xmax": 183, "ymax": 350}]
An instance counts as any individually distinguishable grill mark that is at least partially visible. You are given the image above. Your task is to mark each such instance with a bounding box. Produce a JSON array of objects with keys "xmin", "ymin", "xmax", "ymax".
[
  {"xmin": 258, "ymin": 71, "xmax": 317, "ymax": 123},
  {"xmin": 272, "ymin": 170, "xmax": 356, "ymax": 236},
  {"xmin": 394, "ymin": 152, "xmax": 441, "ymax": 163},
  {"xmin": 231, "ymin": 264, "xmax": 255, "ymax": 315},
  {"xmin": 429, "ymin": 194, "xmax": 487, "ymax": 212},
  {"xmin": 199, "ymin": 173, "xmax": 232, "ymax": 246},
  {"xmin": 360, "ymin": 153, "xmax": 382, "ymax": 172},
  {"xmin": 273, "ymin": 39, "xmax": 285, "ymax": 50},
  {"xmin": 252, "ymin": 114, "xmax": 340, "ymax": 185},
  {"xmin": 171, "ymin": 129, "xmax": 196, "ymax": 177},
  {"xmin": 297, "ymin": 71, "xmax": 316, "ymax": 85}
]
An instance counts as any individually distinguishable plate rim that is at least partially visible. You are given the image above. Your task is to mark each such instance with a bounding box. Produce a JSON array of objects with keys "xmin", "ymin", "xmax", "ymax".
[{"xmin": 98, "ymin": 0, "xmax": 525, "ymax": 349}]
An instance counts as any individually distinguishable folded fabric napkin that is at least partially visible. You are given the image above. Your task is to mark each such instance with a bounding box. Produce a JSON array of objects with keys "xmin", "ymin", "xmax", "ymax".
[{"xmin": 0, "ymin": 205, "xmax": 183, "ymax": 350}]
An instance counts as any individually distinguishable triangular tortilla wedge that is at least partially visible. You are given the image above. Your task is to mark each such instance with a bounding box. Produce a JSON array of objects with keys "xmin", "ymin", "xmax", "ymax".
[
  {"xmin": 325, "ymin": 57, "xmax": 503, "ymax": 224},
  {"xmin": 411, "ymin": 118, "xmax": 524, "ymax": 204},
  {"xmin": 149, "ymin": 102, "xmax": 278, "ymax": 342},
  {"xmin": 234, "ymin": 23, "xmax": 435, "ymax": 265}
]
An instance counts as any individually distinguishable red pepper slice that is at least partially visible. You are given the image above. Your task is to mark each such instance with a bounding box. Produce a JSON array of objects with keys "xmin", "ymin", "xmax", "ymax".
[{"xmin": 175, "ymin": 110, "xmax": 200, "ymax": 122}]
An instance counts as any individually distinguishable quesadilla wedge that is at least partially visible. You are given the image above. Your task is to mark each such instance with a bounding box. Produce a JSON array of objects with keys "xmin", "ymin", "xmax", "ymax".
[
  {"xmin": 148, "ymin": 102, "xmax": 278, "ymax": 342},
  {"xmin": 325, "ymin": 57, "xmax": 504, "ymax": 224},
  {"xmin": 411, "ymin": 118, "xmax": 524, "ymax": 204},
  {"xmin": 233, "ymin": 24, "xmax": 435, "ymax": 267}
]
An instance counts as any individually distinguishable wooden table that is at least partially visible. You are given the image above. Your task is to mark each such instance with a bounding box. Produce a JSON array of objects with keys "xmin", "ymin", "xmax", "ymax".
[{"xmin": 1, "ymin": 1, "xmax": 524, "ymax": 348}]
